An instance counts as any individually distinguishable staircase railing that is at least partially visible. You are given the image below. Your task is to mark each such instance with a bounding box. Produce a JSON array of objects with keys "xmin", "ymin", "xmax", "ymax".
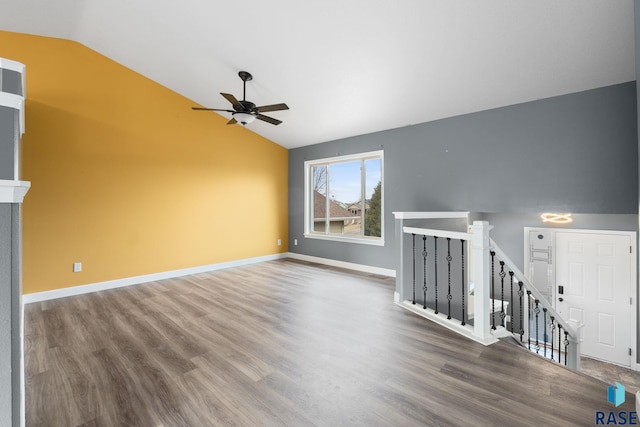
[
  {"xmin": 393, "ymin": 212, "xmax": 581, "ymax": 369},
  {"xmin": 489, "ymin": 239, "xmax": 582, "ymax": 368}
]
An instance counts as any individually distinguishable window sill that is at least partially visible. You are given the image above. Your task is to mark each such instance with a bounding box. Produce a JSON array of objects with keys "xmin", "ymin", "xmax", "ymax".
[{"xmin": 303, "ymin": 233, "xmax": 385, "ymax": 246}]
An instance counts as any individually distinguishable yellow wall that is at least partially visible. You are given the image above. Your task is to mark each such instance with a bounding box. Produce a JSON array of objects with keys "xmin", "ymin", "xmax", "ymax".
[{"xmin": 0, "ymin": 31, "xmax": 289, "ymax": 294}]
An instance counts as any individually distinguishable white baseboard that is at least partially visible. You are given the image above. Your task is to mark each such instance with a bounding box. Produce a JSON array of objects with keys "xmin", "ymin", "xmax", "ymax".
[
  {"xmin": 23, "ymin": 252, "xmax": 396, "ymax": 304},
  {"xmin": 286, "ymin": 252, "xmax": 396, "ymax": 277},
  {"xmin": 23, "ymin": 253, "xmax": 289, "ymax": 304}
]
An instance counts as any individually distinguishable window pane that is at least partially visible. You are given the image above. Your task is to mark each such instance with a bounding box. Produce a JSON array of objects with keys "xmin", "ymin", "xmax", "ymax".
[
  {"xmin": 311, "ymin": 165, "xmax": 327, "ymax": 233},
  {"xmin": 364, "ymin": 158, "xmax": 382, "ymax": 237},
  {"xmin": 328, "ymin": 161, "xmax": 361, "ymax": 235},
  {"xmin": 304, "ymin": 150, "xmax": 383, "ymax": 244}
]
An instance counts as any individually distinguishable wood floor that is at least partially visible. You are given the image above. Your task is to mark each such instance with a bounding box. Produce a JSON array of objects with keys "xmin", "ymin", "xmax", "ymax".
[
  {"xmin": 25, "ymin": 259, "xmax": 636, "ymax": 426},
  {"xmin": 581, "ymin": 356, "xmax": 640, "ymax": 396}
]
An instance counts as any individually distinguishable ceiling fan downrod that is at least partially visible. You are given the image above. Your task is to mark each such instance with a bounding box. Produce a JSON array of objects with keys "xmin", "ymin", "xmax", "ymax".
[{"xmin": 238, "ymin": 71, "xmax": 252, "ymax": 101}]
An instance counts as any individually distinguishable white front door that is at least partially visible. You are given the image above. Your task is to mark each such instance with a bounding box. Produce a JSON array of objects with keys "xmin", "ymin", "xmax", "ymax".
[{"xmin": 556, "ymin": 232, "xmax": 632, "ymax": 367}]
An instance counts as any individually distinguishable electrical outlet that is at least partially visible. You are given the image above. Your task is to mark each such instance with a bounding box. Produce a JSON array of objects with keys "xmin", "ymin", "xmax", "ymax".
[
  {"xmin": 73, "ymin": 262, "xmax": 82, "ymax": 273},
  {"xmin": 277, "ymin": 239, "xmax": 282, "ymax": 246},
  {"xmin": 294, "ymin": 239, "xmax": 298, "ymax": 246}
]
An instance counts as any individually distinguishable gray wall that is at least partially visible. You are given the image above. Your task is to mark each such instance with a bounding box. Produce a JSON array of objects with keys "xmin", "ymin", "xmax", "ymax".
[
  {"xmin": 0, "ymin": 61, "xmax": 22, "ymax": 426},
  {"xmin": 637, "ymin": 1, "xmax": 640, "ymax": 225},
  {"xmin": 0, "ymin": 203, "xmax": 20, "ymax": 427},
  {"xmin": 289, "ymin": 82, "xmax": 638, "ymax": 270},
  {"xmin": 0, "ymin": 70, "xmax": 22, "ymax": 96},
  {"xmin": 483, "ymin": 213, "xmax": 638, "ymax": 270},
  {"xmin": 0, "ymin": 107, "xmax": 15, "ymax": 181},
  {"xmin": 10, "ymin": 204, "xmax": 20, "ymax": 427},
  {"xmin": 634, "ymin": 0, "xmax": 640, "ymax": 366},
  {"xmin": 0, "ymin": 205, "xmax": 12, "ymax": 425}
]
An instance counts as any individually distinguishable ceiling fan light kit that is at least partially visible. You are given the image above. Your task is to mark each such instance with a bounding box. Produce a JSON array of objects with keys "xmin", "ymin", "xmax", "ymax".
[
  {"xmin": 233, "ymin": 112, "xmax": 256, "ymax": 125},
  {"xmin": 192, "ymin": 71, "xmax": 288, "ymax": 126}
]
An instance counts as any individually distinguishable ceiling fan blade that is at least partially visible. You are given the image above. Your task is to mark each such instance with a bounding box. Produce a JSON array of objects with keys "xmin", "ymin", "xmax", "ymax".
[
  {"xmin": 256, "ymin": 114, "xmax": 282, "ymax": 126},
  {"xmin": 256, "ymin": 103, "xmax": 289, "ymax": 113},
  {"xmin": 220, "ymin": 93, "xmax": 243, "ymax": 110},
  {"xmin": 192, "ymin": 107, "xmax": 234, "ymax": 113},
  {"xmin": 226, "ymin": 117, "xmax": 238, "ymax": 125}
]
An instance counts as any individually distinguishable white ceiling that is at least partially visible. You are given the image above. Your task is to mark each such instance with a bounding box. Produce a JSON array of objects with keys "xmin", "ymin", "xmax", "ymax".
[{"xmin": 0, "ymin": 0, "xmax": 635, "ymax": 149}]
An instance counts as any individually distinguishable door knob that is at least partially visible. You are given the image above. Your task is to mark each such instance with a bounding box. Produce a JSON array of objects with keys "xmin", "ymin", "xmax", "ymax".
[{"xmin": 558, "ymin": 297, "xmax": 564, "ymax": 302}]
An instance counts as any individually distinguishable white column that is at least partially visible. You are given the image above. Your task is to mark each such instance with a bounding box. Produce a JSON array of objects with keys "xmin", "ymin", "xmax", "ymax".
[{"xmin": 470, "ymin": 221, "xmax": 493, "ymax": 341}]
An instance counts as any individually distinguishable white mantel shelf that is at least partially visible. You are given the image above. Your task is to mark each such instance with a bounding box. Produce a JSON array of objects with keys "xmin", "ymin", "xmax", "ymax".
[{"xmin": 0, "ymin": 180, "xmax": 31, "ymax": 203}]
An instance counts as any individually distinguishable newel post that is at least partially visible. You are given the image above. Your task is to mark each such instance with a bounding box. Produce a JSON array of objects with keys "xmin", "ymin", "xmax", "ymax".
[
  {"xmin": 566, "ymin": 319, "xmax": 583, "ymax": 370},
  {"xmin": 394, "ymin": 214, "xmax": 406, "ymax": 303},
  {"xmin": 469, "ymin": 221, "xmax": 493, "ymax": 342}
]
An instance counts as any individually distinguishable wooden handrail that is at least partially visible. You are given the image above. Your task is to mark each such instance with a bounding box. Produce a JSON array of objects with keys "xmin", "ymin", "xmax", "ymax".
[{"xmin": 403, "ymin": 226, "xmax": 471, "ymax": 241}]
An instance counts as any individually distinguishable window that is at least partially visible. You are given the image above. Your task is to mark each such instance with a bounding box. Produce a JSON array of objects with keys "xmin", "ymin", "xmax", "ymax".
[{"xmin": 304, "ymin": 150, "xmax": 383, "ymax": 245}]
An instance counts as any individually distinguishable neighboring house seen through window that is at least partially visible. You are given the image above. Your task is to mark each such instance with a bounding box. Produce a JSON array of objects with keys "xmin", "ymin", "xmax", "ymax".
[{"xmin": 304, "ymin": 150, "xmax": 383, "ymax": 245}]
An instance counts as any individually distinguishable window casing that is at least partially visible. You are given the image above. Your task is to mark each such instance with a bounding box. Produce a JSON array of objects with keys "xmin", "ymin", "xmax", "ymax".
[{"xmin": 304, "ymin": 150, "xmax": 383, "ymax": 245}]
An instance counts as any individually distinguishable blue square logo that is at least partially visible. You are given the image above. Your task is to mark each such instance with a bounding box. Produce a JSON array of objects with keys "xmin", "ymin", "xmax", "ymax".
[{"xmin": 608, "ymin": 382, "xmax": 625, "ymax": 407}]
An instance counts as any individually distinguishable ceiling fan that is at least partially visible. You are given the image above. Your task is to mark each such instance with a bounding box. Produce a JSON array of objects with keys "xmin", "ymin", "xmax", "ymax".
[{"xmin": 192, "ymin": 71, "xmax": 289, "ymax": 126}]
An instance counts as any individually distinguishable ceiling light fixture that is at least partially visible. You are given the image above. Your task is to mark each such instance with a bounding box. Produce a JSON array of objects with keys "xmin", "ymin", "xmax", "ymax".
[
  {"xmin": 541, "ymin": 213, "xmax": 573, "ymax": 224},
  {"xmin": 232, "ymin": 112, "xmax": 256, "ymax": 125}
]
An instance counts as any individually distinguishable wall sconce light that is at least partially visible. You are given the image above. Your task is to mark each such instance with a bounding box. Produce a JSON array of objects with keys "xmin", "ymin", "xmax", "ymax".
[{"xmin": 541, "ymin": 213, "xmax": 573, "ymax": 224}]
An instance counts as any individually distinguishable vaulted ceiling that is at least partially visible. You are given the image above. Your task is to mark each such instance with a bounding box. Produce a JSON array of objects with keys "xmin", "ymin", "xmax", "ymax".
[{"xmin": 0, "ymin": 0, "xmax": 635, "ymax": 149}]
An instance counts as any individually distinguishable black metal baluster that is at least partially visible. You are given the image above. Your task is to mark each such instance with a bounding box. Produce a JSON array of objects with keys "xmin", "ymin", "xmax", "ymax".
[
  {"xmin": 564, "ymin": 331, "xmax": 569, "ymax": 366},
  {"xmin": 422, "ymin": 235, "xmax": 427, "ymax": 310},
  {"xmin": 534, "ymin": 299, "xmax": 540, "ymax": 354},
  {"xmin": 499, "ymin": 261, "xmax": 506, "ymax": 327},
  {"xmin": 446, "ymin": 238, "xmax": 452, "ymax": 320},
  {"xmin": 557, "ymin": 324, "xmax": 563, "ymax": 363},
  {"xmin": 509, "ymin": 271, "xmax": 514, "ymax": 334},
  {"xmin": 550, "ymin": 316, "xmax": 555, "ymax": 361},
  {"xmin": 518, "ymin": 281, "xmax": 524, "ymax": 343},
  {"xmin": 434, "ymin": 236, "xmax": 439, "ymax": 314},
  {"xmin": 543, "ymin": 308, "xmax": 547, "ymax": 358},
  {"xmin": 412, "ymin": 234, "xmax": 416, "ymax": 305},
  {"xmin": 527, "ymin": 290, "xmax": 532, "ymax": 350},
  {"xmin": 490, "ymin": 251, "xmax": 496, "ymax": 330},
  {"xmin": 461, "ymin": 239, "xmax": 466, "ymax": 326}
]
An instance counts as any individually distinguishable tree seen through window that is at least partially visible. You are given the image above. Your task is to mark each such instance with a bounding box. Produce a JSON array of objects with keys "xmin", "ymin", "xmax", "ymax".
[{"xmin": 307, "ymin": 151, "xmax": 383, "ymax": 242}]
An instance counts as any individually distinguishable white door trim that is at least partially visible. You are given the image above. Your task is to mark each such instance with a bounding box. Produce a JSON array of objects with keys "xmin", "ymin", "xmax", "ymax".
[{"xmin": 524, "ymin": 227, "xmax": 638, "ymax": 370}]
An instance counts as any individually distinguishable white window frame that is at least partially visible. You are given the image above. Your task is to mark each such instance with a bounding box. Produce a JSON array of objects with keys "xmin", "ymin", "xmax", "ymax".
[{"xmin": 303, "ymin": 150, "xmax": 384, "ymax": 246}]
